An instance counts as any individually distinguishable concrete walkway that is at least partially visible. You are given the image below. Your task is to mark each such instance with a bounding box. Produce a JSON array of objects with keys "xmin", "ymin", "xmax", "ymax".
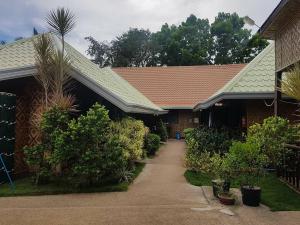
[{"xmin": 0, "ymin": 140, "xmax": 300, "ymax": 225}]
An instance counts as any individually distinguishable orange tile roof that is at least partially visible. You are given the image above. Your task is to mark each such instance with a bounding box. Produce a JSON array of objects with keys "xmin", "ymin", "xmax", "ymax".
[{"xmin": 113, "ymin": 64, "xmax": 246, "ymax": 109}]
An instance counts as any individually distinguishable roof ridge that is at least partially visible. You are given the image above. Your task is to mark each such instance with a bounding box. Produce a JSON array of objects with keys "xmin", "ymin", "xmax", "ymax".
[{"xmin": 114, "ymin": 64, "xmax": 246, "ymax": 69}]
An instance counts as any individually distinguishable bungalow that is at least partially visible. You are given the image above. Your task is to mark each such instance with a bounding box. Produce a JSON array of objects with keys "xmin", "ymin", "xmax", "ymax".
[
  {"xmin": 0, "ymin": 34, "xmax": 165, "ymax": 176},
  {"xmin": 113, "ymin": 64, "xmax": 244, "ymax": 137},
  {"xmin": 194, "ymin": 42, "xmax": 298, "ymax": 129}
]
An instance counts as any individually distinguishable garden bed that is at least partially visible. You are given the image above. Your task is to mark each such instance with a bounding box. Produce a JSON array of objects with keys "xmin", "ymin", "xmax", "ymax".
[
  {"xmin": 184, "ymin": 170, "xmax": 300, "ymax": 211},
  {"xmin": 0, "ymin": 163, "xmax": 145, "ymax": 197}
]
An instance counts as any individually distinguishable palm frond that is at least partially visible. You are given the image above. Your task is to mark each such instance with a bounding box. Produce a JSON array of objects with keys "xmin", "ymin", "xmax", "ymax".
[
  {"xmin": 46, "ymin": 7, "xmax": 76, "ymax": 37},
  {"xmin": 51, "ymin": 49, "xmax": 72, "ymax": 96},
  {"xmin": 281, "ymin": 63, "xmax": 300, "ymax": 101},
  {"xmin": 33, "ymin": 34, "xmax": 55, "ymax": 107}
]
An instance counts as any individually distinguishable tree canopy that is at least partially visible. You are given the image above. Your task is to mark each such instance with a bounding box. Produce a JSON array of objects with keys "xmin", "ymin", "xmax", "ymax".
[{"xmin": 86, "ymin": 12, "xmax": 269, "ymax": 67}]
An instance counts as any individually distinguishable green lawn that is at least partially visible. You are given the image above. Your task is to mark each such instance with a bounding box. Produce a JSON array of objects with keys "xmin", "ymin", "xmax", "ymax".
[
  {"xmin": 0, "ymin": 162, "xmax": 145, "ymax": 197},
  {"xmin": 184, "ymin": 170, "xmax": 300, "ymax": 211}
]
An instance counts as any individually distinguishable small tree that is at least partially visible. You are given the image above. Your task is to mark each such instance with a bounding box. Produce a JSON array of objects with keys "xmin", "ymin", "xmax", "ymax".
[
  {"xmin": 247, "ymin": 116, "xmax": 298, "ymax": 166},
  {"xmin": 224, "ymin": 141, "xmax": 268, "ymax": 188}
]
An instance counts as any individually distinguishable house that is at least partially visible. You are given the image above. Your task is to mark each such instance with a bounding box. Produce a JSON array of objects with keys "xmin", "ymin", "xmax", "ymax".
[
  {"xmin": 0, "ymin": 34, "xmax": 165, "ymax": 176},
  {"xmin": 113, "ymin": 64, "xmax": 244, "ymax": 137},
  {"xmin": 193, "ymin": 42, "xmax": 298, "ymax": 129},
  {"xmin": 258, "ymin": 0, "xmax": 300, "ymax": 191},
  {"xmin": 258, "ymin": 0, "xmax": 300, "ymax": 116}
]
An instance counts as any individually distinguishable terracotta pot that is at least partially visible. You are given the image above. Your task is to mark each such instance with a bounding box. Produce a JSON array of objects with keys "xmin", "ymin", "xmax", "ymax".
[{"xmin": 218, "ymin": 193, "xmax": 235, "ymax": 205}]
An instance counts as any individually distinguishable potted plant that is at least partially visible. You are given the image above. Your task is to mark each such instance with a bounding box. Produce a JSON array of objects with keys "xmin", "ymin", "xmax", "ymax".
[
  {"xmin": 225, "ymin": 141, "xmax": 267, "ymax": 207},
  {"xmin": 218, "ymin": 192, "xmax": 236, "ymax": 205},
  {"xmin": 210, "ymin": 154, "xmax": 231, "ymax": 198}
]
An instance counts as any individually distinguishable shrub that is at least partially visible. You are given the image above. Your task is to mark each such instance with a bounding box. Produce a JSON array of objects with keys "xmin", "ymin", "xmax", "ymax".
[
  {"xmin": 185, "ymin": 151, "xmax": 212, "ymax": 173},
  {"xmin": 155, "ymin": 119, "xmax": 168, "ymax": 141},
  {"xmin": 247, "ymin": 116, "xmax": 299, "ymax": 166},
  {"xmin": 145, "ymin": 133, "xmax": 161, "ymax": 155},
  {"xmin": 24, "ymin": 103, "xmax": 132, "ymax": 186},
  {"xmin": 224, "ymin": 141, "xmax": 268, "ymax": 188},
  {"xmin": 184, "ymin": 126, "xmax": 232, "ymax": 155},
  {"xmin": 111, "ymin": 117, "xmax": 147, "ymax": 161}
]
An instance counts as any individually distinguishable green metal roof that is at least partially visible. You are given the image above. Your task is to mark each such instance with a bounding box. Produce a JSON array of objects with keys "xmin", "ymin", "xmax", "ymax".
[
  {"xmin": 0, "ymin": 34, "xmax": 164, "ymax": 114},
  {"xmin": 195, "ymin": 42, "xmax": 275, "ymax": 110}
]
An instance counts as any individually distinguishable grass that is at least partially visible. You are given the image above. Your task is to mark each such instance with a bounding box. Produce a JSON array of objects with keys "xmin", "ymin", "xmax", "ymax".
[
  {"xmin": 184, "ymin": 170, "xmax": 300, "ymax": 211},
  {"xmin": 0, "ymin": 162, "xmax": 145, "ymax": 197}
]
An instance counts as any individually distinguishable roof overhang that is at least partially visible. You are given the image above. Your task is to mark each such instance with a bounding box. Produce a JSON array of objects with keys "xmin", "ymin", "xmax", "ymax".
[
  {"xmin": 259, "ymin": 0, "xmax": 299, "ymax": 39},
  {"xmin": 194, "ymin": 92, "xmax": 275, "ymax": 111},
  {"xmin": 0, "ymin": 66, "xmax": 166, "ymax": 115},
  {"xmin": 161, "ymin": 105, "xmax": 194, "ymax": 110}
]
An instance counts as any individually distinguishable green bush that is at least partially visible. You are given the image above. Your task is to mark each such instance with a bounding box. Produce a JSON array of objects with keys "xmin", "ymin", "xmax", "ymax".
[
  {"xmin": 155, "ymin": 119, "xmax": 168, "ymax": 141},
  {"xmin": 110, "ymin": 117, "xmax": 147, "ymax": 161},
  {"xmin": 145, "ymin": 133, "xmax": 161, "ymax": 155},
  {"xmin": 224, "ymin": 141, "xmax": 268, "ymax": 188},
  {"xmin": 24, "ymin": 103, "xmax": 133, "ymax": 186},
  {"xmin": 247, "ymin": 116, "xmax": 299, "ymax": 166},
  {"xmin": 185, "ymin": 151, "xmax": 212, "ymax": 173},
  {"xmin": 185, "ymin": 126, "xmax": 232, "ymax": 155},
  {"xmin": 184, "ymin": 126, "xmax": 237, "ymax": 172}
]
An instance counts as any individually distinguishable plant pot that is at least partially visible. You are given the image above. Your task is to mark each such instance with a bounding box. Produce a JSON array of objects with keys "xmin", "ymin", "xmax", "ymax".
[
  {"xmin": 212, "ymin": 179, "xmax": 231, "ymax": 198},
  {"xmin": 241, "ymin": 186, "xmax": 261, "ymax": 207},
  {"xmin": 218, "ymin": 193, "xmax": 235, "ymax": 205}
]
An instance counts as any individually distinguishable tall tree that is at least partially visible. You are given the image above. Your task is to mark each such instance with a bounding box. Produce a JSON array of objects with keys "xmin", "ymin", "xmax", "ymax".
[
  {"xmin": 85, "ymin": 37, "xmax": 112, "ymax": 68},
  {"xmin": 153, "ymin": 14, "xmax": 213, "ymax": 66},
  {"xmin": 211, "ymin": 12, "xmax": 268, "ymax": 64},
  {"xmin": 86, "ymin": 13, "xmax": 268, "ymax": 67},
  {"xmin": 111, "ymin": 28, "xmax": 154, "ymax": 67}
]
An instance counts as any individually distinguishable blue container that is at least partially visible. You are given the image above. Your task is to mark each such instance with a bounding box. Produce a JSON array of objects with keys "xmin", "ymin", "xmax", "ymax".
[{"xmin": 175, "ymin": 131, "xmax": 181, "ymax": 140}]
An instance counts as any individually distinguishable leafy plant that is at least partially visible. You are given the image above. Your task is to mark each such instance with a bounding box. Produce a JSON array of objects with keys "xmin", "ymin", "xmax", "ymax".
[
  {"xmin": 111, "ymin": 117, "xmax": 147, "ymax": 161},
  {"xmin": 154, "ymin": 119, "xmax": 168, "ymax": 142},
  {"xmin": 281, "ymin": 63, "xmax": 300, "ymax": 101},
  {"xmin": 224, "ymin": 141, "xmax": 268, "ymax": 188},
  {"xmin": 247, "ymin": 116, "xmax": 298, "ymax": 166},
  {"xmin": 145, "ymin": 133, "xmax": 161, "ymax": 155}
]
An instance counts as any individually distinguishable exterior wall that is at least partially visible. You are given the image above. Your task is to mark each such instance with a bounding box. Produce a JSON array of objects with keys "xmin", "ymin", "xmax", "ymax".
[
  {"xmin": 275, "ymin": 14, "xmax": 300, "ymax": 71},
  {"xmin": 166, "ymin": 109, "xmax": 199, "ymax": 138},
  {"xmin": 0, "ymin": 78, "xmax": 42, "ymax": 176},
  {"xmin": 246, "ymin": 99, "xmax": 298, "ymax": 128}
]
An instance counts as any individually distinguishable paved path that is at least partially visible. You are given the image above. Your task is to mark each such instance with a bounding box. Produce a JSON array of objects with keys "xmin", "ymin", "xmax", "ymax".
[{"xmin": 0, "ymin": 140, "xmax": 300, "ymax": 225}]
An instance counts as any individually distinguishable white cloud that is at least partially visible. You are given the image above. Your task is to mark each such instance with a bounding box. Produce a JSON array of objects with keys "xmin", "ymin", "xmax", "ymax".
[{"xmin": 0, "ymin": 0, "xmax": 281, "ymax": 55}]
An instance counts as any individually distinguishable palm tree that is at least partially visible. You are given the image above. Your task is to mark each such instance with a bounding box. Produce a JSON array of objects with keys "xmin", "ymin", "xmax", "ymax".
[
  {"xmin": 281, "ymin": 64, "xmax": 300, "ymax": 119},
  {"xmin": 33, "ymin": 34, "xmax": 54, "ymax": 107},
  {"xmin": 281, "ymin": 64, "xmax": 300, "ymax": 101},
  {"xmin": 46, "ymin": 7, "xmax": 75, "ymax": 96}
]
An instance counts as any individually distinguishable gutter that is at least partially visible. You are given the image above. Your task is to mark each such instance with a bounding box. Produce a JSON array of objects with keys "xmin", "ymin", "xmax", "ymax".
[
  {"xmin": 194, "ymin": 92, "xmax": 275, "ymax": 111},
  {"xmin": 0, "ymin": 66, "xmax": 166, "ymax": 115}
]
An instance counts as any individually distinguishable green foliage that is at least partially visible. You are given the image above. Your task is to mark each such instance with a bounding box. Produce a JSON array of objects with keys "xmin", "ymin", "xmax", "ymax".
[
  {"xmin": 25, "ymin": 103, "xmax": 145, "ymax": 186},
  {"xmin": 145, "ymin": 133, "xmax": 161, "ymax": 155},
  {"xmin": 184, "ymin": 127, "xmax": 236, "ymax": 172},
  {"xmin": 154, "ymin": 119, "xmax": 168, "ymax": 141},
  {"xmin": 185, "ymin": 151, "xmax": 212, "ymax": 173},
  {"xmin": 86, "ymin": 13, "xmax": 268, "ymax": 67},
  {"xmin": 185, "ymin": 126, "xmax": 232, "ymax": 155},
  {"xmin": 281, "ymin": 63, "xmax": 300, "ymax": 102},
  {"xmin": 110, "ymin": 117, "xmax": 147, "ymax": 161},
  {"xmin": 224, "ymin": 141, "xmax": 268, "ymax": 188},
  {"xmin": 247, "ymin": 116, "xmax": 299, "ymax": 166}
]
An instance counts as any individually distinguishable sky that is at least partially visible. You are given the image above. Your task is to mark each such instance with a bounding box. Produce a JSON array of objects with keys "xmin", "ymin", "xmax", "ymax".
[{"xmin": 0, "ymin": 0, "xmax": 281, "ymax": 55}]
